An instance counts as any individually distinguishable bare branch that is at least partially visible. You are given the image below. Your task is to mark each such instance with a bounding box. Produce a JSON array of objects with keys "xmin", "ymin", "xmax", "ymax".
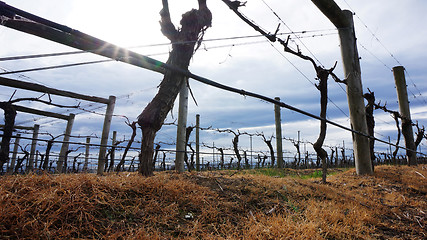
[
  {"xmin": 391, "ymin": 112, "xmax": 401, "ymax": 160},
  {"xmin": 186, "ymin": 80, "xmax": 198, "ymax": 106},
  {"xmin": 278, "ymin": 36, "xmax": 317, "ymax": 70},
  {"xmin": 159, "ymin": 0, "xmax": 178, "ymax": 42},
  {"xmin": 200, "ymin": 126, "xmax": 213, "ymax": 131},
  {"xmin": 413, "ymin": 121, "xmax": 425, "ymax": 148},
  {"xmin": 8, "ymin": 90, "xmax": 17, "ymax": 102},
  {"xmin": 374, "ymin": 102, "xmax": 401, "ymax": 118},
  {"xmin": 116, "ymin": 121, "xmax": 137, "ymax": 172},
  {"xmin": 255, "ymin": 131, "xmax": 275, "ymax": 165},
  {"xmin": 222, "ymin": 0, "xmax": 276, "ymax": 42},
  {"xmin": 202, "ymin": 142, "xmax": 231, "ymax": 151},
  {"xmin": 330, "ymin": 71, "xmax": 347, "ymax": 84}
]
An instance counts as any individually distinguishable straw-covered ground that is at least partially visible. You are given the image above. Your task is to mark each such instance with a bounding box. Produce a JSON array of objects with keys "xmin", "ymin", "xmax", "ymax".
[{"xmin": 0, "ymin": 164, "xmax": 426, "ymax": 239}]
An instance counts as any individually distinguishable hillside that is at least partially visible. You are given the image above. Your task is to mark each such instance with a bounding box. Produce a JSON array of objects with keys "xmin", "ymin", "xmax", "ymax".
[{"xmin": 0, "ymin": 165, "xmax": 426, "ymax": 239}]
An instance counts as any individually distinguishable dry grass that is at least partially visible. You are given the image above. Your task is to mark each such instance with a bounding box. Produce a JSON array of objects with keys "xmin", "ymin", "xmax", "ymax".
[{"xmin": 0, "ymin": 164, "xmax": 425, "ymax": 239}]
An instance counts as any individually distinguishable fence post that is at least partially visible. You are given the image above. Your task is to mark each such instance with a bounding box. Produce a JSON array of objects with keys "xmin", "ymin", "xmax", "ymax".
[
  {"xmin": 27, "ymin": 124, "xmax": 39, "ymax": 172},
  {"xmin": 56, "ymin": 114, "xmax": 75, "ymax": 173},
  {"xmin": 274, "ymin": 97, "xmax": 284, "ymax": 168},
  {"xmin": 335, "ymin": 146, "xmax": 338, "ymax": 167},
  {"xmin": 83, "ymin": 137, "xmax": 90, "ymax": 172},
  {"xmin": 250, "ymin": 135, "xmax": 253, "ymax": 168},
  {"xmin": 212, "ymin": 142, "xmax": 215, "ymax": 168},
  {"xmin": 297, "ymin": 131, "xmax": 301, "ymax": 166},
  {"xmin": 175, "ymin": 82, "xmax": 189, "ymax": 173},
  {"xmin": 310, "ymin": 1, "xmax": 372, "ymax": 174},
  {"xmin": 97, "ymin": 95, "xmax": 116, "ymax": 175},
  {"xmin": 341, "ymin": 140, "xmax": 346, "ymax": 166},
  {"xmin": 338, "ymin": 10, "xmax": 373, "ymax": 174},
  {"xmin": 195, "ymin": 114, "xmax": 200, "ymax": 171},
  {"xmin": 393, "ymin": 66, "xmax": 417, "ymax": 165},
  {"xmin": 8, "ymin": 133, "xmax": 20, "ymax": 173}
]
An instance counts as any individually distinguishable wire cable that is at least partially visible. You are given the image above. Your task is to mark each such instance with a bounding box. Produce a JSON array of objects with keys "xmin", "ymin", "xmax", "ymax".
[
  {"xmin": 0, "ymin": 40, "xmax": 276, "ymax": 76},
  {"xmin": 260, "ymin": 0, "xmax": 324, "ymax": 67},
  {"xmin": 256, "ymin": 0, "xmax": 350, "ymax": 119},
  {"xmin": 342, "ymin": 0, "xmax": 427, "ymax": 105},
  {"xmin": 0, "ymin": 59, "xmax": 112, "ymax": 76},
  {"xmin": 0, "ymin": 30, "xmax": 336, "ymax": 62},
  {"xmin": 267, "ymin": 41, "xmax": 349, "ymax": 118}
]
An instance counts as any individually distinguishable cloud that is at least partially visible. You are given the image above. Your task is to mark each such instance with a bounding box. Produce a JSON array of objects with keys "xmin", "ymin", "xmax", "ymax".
[{"xmin": 1, "ymin": 0, "xmax": 426, "ymax": 163}]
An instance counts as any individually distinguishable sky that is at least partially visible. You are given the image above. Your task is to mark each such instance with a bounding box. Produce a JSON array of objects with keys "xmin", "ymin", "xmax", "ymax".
[{"xmin": 1, "ymin": 0, "xmax": 426, "ymax": 166}]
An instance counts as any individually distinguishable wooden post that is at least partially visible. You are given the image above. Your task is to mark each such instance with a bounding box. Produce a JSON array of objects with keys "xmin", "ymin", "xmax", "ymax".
[
  {"xmin": 212, "ymin": 142, "xmax": 215, "ymax": 167},
  {"xmin": 342, "ymin": 140, "xmax": 346, "ymax": 166},
  {"xmin": 1, "ymin": 77, "xmax": 114, "ymax": 172},
  {"xmin": 13, "ymin": 105, "xmax": 71, "ymax": 120},
  {"xmin": 274, "ymin": 97, "xmax": 284, "ymax": 168},
  {"xmin": 338, "ymin": 10, "xmax": 373, "ymax": 174},
  {"xmin": 250, "ymin": 135, "xmax": 253, "ymax": 168},
  {"xmin": 0, "ymin": 77, "xmax": 110, "ymax": 104},
  {"xmin": 0, "ymin": 125, "xmax": 34, "ymax": 131},
  {"xmin": 195, "ymin": 114, "xmax": 200, "ymax": 171},
  {"xmin": 393, "ymin": 66, "xmax": 417, "ymax": 165},
  {"xmin": 27, "ymin": 124, "xmax": 39, "ymax": 172},
  {"xmin": 8, "ymin": 133, "xmax": 20, "ymax": 173},
  {"xmin": 97, "ymin": 95, "xmax": 116, "ymax": 175},
  {"xmin": 297, "ymin": 131, "xmax": 301, "ymax": 165},
  {"xmin": 83, "ymin": 137, "xmax": 90, "ymax": 172},
  {"xmin": 335, "ymin": 147, "xmax": 339, "ymax": 167},
  {"xmin": 56, "ymin": 114, "xmax": 75, "ymax": 173},
  {"xmin": 311, "ymin": 0, "xmax": 372, "ymax": 174},
  {"xmin": 175, "ymin": 82, "xmax": 189, "ymax": 173}
]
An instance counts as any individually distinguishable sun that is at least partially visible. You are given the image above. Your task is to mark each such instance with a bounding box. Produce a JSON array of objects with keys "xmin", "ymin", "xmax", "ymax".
[{"xmin": 66, "ymin": 1, "xmax": 165, "ymax": 48}]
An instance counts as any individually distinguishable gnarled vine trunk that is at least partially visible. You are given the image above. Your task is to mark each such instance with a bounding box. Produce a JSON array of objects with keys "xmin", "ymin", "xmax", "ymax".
[
  {"xmin": 232, "ymin": 134, "xmax": 242, "ymax": 169},
  {"xmin": 0, "ymin": 102, "xmax": 16, "ymax": 171},
  {"xmin": 116, "ymin": 121, "xmax": 137, "ymax": 172},
  {"xmin": 392, "ymin": 112, "xmax": 401, "ymax": 164},
  {"xmin": 313, "ymin": 69, "xmax": 329, "ymax": 184},
  {"xmin": 363, "ymin": 91, "xmax": 375, "ymax": 170},
  {"xmin": 137, "ymin": 0, "xmax": 211, "ymax": 176}
]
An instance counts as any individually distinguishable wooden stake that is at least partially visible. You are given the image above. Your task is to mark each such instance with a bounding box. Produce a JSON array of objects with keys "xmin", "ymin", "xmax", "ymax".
[
  {"xmin": 8, "ymin": 133, "xmax": 20, "ymax": 173},
  {"xmin": 175, "ymin": 82, "xmax": 189, "ymax": 173},
  {"xmin": 97, "ymin": 96, "xmax": 116, "ymax": 175},
  {"xmin": 274, "ymin": 97, "xmax": 284, "ymax": 169},
  {"xmin": 298, "ymin": 131, "xmax": 301, "ymax": 166},
  {"xmin": 14, "ymin": 105, "xmax": 68, "ymax": 120},
  {"xmin": 110, "ymin": 131, "xmax": 117, "ymax": 171},
  {"xmin": 0, "ymin": 125, "xmax": 35, "ymax": 130},
  {"xmin": 56, "ymin": 114, "xmax": 75, "ymax": 173},
  {"xmin": 338, "ymin": 10, "xmax": 373, "ymax": 174},
  {"xmin": 196, "ymin": 114, "xmax": 200, "ymax": 171},
  {"xmin": 0, "ymin": 77, "xmax": 110, "ymax": 104},
  {"xmin": 27, "ymin": 124, "xmax": 39, "ymax": 173},
  {"xmin": 83, "ymin": 137, "xmax": 90, "ymax": 172},
  {"xmin": 393, "ymin": 66, "xmax": 417, "ymax": 165},
  {"xmin": 311, "ymin": 0, "xmax": 372, "ymax": 174}
]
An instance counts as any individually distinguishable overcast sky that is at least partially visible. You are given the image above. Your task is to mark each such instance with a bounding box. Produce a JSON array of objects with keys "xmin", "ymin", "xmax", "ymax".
[{"xmin": 1, "ymin": 0, "xmax": 426, "ymax": 163}]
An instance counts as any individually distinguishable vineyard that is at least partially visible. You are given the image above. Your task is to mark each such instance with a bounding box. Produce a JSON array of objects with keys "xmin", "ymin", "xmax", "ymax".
[
  {"xmin": 0, "ymin": 0, "xmax": 426, "ymax": 177},
  {"xmin": 1, "ymin": 118, "xmax": 427, "ymax": 175},
  {"xmin": 1, "ymin": 0, "xmax": 427, "ymax": 238}
]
